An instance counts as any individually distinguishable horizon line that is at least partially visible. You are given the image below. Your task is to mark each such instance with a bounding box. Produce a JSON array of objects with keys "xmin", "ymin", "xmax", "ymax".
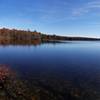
[{"xmin": 0, "ymin": 27, "xmax": 99, "ymax": 39}]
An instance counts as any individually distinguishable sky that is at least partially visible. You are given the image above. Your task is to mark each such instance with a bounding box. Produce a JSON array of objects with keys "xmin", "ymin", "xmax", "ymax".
[{"xmin": 0, "ymin": 0, "xmax": 100, "ymax": 37}]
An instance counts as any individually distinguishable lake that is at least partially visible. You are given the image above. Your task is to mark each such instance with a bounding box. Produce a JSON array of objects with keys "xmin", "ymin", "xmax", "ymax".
[{"xmin": 0, "ymin": 41, "xmax": 100, "ymax": 100}]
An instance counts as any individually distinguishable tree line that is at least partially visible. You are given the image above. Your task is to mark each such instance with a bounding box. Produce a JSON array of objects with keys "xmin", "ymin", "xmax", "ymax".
[{"xmin": 0, "ymin": 28, "xmax": 99, "ymax": 43}]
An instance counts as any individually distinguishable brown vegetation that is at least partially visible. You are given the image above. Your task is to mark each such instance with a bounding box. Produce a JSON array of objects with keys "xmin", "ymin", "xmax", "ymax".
[
  {"xmin": 0, "ymin": 28, "xmax": 42, "ymax": 45},
  {"xmin": 0, "ymin": 28, "xmax": 99, "ymax": 45}
]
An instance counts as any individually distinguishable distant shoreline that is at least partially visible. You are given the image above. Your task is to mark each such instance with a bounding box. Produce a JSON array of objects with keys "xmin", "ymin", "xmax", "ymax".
[{"xmin": 0, "ymin": 28, "xmax": 99, "ymax": 42}]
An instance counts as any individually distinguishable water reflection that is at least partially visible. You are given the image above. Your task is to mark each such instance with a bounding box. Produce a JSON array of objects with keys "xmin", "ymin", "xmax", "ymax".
[
  {"xmin": 0, "ymin": 41, "xmax": 100, "ymax": 100},
  {"xmin": 0, "ymin": 38, "xmax": 70, "ymax": 46},
  {"xmin": 0, "ymin": 39, "xmax": 41, "ymax": 46}
]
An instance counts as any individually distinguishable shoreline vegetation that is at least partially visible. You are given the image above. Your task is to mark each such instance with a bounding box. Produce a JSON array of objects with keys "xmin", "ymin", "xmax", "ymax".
[{"xmin": 0, "ymin": 28, "xmax": 99, "ymax": 45}]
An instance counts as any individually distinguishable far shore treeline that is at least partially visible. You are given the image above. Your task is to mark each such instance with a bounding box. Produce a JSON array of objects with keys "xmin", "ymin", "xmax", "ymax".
[{"xmin": 0, "ymin": 28, "xmax": 99, "ymax": 44}]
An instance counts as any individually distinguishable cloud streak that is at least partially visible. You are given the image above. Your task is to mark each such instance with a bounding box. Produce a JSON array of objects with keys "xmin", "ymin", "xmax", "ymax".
[
  {"xmin": 38, "ymin": 0, "xmax": 100, "ymax": 22},
  {"xmin": 72, "ymin": 0, "xmax": 100, "ymax": 16}
]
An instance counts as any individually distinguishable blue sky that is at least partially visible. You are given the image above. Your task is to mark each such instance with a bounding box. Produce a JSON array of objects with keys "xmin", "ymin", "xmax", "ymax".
[{"xmin": 0, "ymin": 0, "xmax": 100, "ymax": 37}]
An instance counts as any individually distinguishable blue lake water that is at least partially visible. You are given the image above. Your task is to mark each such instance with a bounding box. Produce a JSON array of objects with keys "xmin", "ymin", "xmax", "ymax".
[{"xmin": 0, "ymin": 41, "xmax": 100, "ymax": 99}]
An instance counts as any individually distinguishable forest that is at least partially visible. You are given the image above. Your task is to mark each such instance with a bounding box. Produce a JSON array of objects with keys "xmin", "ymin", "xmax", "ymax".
[{"xmin": 0, "ymin": 28, "xmax": 99, "ymax": 44}]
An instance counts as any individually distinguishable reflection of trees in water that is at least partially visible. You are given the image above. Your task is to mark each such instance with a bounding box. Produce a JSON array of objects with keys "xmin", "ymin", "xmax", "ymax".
[{"xmin": 0, "ymin": 39, "xmax": 41, "ymax": 45}]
